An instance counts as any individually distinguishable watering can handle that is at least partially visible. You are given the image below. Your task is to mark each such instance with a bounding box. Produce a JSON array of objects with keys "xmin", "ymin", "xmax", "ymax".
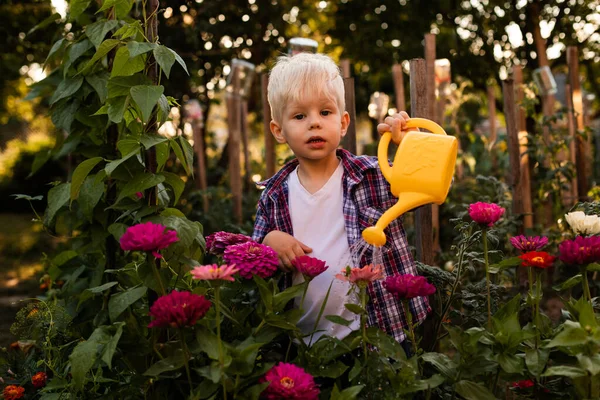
[{"xmin": 378, "ymin": 118, "xmax": 446, "ymax": 182}]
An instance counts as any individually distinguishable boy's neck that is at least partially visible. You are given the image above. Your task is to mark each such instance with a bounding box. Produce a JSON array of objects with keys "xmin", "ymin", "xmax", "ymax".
[{"xmin": 296, "ymin": 152, "xmax": 341, "ymax": 194}]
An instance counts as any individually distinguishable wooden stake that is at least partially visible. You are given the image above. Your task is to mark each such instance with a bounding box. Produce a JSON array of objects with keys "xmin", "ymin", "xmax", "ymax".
[
  {"xmin": 342, "ymin": 77, "xmax": 357, "ymax": 154},
  {"xmin": 425, "ymin": 34, "xmax": 440, "ymax": 255},
  {"xmin": 340, "ymin": 59, "xmax": 351, "ymax": 79},
  {"xmin": 261, "ymin": 74, "xmax": 275, "ymax": 178},
  {"xmin": 240, "ymin": 99, "xmax": 252, "ymax": 190},
  {"xmin": 410, "ymin": 58, "xmax": 434, "ymax": 266},
  {"xmin": 512, "ymin": 66, "xmax": 533, "ymax": 230},
  {"xmin": 192, "ymin": 119, "xmax": 209, "ymax": 212},
  {"xmin": 392, "ymin": 63, "xmax": 406, "ymax": 111},
  {"xmin": 565, "ymin": 83, "xmax": 579, "ymax": 203},
  {"xmin": 502, "ymin": 79, "xmax": 522, "ymax": 219},
  {"xmin": 227, "ymin": 65, "xmax": 243, "ymax": 224}
]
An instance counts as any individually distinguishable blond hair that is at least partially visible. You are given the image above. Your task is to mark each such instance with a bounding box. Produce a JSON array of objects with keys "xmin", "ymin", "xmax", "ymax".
[{"xmin": 267, "ymin": 53, "xmax": 345, "ymax": 124}]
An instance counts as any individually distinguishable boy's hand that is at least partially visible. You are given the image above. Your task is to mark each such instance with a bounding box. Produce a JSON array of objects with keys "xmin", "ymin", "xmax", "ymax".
[
  {"xmin": 263, "ymin": 230, "xmax": 313, "ymax": 272},
  {"xmin": 377, "ymin": 111, "xmax": 411, "ymax": 143}
]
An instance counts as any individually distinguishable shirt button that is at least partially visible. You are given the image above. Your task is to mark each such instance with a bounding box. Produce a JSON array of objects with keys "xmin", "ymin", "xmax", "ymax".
[{"xmin": 368, "ymin": 217, "xmax": 374, "ymax": 224}]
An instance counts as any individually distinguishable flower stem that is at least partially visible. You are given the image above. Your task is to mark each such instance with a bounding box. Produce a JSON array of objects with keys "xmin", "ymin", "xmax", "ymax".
[
  {"xmin": 360, "ymin": 286, "xmax": 368, "ymax": 363},
  {"xmin": 402, "ymin": 300, "xmax": 418, "ymax": 358},
  {"xmin": 214, "ymin": 284, "xmax": 227, "ymax": 400},
  {"xmin": 148, "ymin": 253, "xmax": 166, "ymax": 296},
  {"xmin": 482, "ymin": 229, "xmax": 492, "ymax": 330},
  {"xmin": 581, "ymin": 265, "xmax": 592, "ymax": 302},
  {"xmin": 179, "ymin": 328, "xmax": 193, "ymax": 390},
  {"xmin": 300, "ymin": 279, "xmax": 310, "ymax": 310}
]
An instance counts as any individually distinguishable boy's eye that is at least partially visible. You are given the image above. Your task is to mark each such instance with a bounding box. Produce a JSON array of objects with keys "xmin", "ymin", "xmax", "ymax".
[
  {"xmin": 293, "ymin": 114, "xmax": 304, "ymax": 120},
  {"xmin": 321, "ymin": 110, "xmax": 331, "ymax": 116}
]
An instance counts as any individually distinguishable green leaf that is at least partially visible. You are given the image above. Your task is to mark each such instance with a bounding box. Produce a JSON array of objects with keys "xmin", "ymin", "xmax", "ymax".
[
  {"xmin": 111, "ymin": 47, "xmax": 146, "ymax": 77},
  {"xmin": 108, "ymin": 74, "xmax": 152, "ymax": 98},
  {"xmin": 117, "ymin": 139, "xmax": 140, "ymax": 157},
  {"xmin": 85, "ymin": 19, "xmax": 119, "ymax": 48},
  {"xmin": 52, "ymin": 250, "xmax": 78, "ymax": 267},
  {"xmin": 108, "ymin": 286, "xmax": 147, "ymax": 322},
  {"xmin": 44, "ymin": 183, "xmax": 71, "ymax": 226},
  {"xmin": 83, "ymin": 39, "xmax": 120, "ymax": 72},
  {"xmin": 155, "ymin": 140, "xmax": 170, "ymax": 172},
  {"xmin": 542, "ymin": 365, "xmax": 587, "ymax": 378},
  {"xmin": 273, "ymin": 281, "xmax": 306, "ymax": 311},
  {"xmin": 325, "ymin": 315, "xmax": 354, "ymax": 327},
  {"xmin": 63, "ymin": 39, "xmax": 94, "ymax": 75},
  {"xmin": 69, "ymin": 326, "xmax": 111, "ymax": 390},
  {"xmin": 365, "ymin": 327, "xmax": 405, "ymax": 359},
  {"xmin": 196, "ymin": 326, "xmax": 220, "ymax": 360},
  {"xmin": 27, "ymin": 12, "xmax": 62, "ymax": 36},
  {"xmin": 577, "ymin": 354, "xmax": 600, "ymax": 376},
  {"xmin": 107, "ymin": 95, "xmax": 129, "ymax": 123},
  {"xmin": 553, "ymin": 274, "xmax": 583, "ymax": 291},
  {"xmin": 69, "ymin": 0, "xmax": 92, "ymax": 20},
  {"xmin": 140, "ymin": 134, "xmax": 168, "ymax": 149},
  {"xmin": 313, "ymin": 361, "xmax": 348, "ymax": 378},
  {"xmin": 104, "ymin": 143, "xmax": 140, "ymax": 176},
  {"xmin": 345, "ymin": 303, "xmax": 366, "ymax": 315},
  {"xmin": 492, "ymin": 294, "xmax": 521, "ymax": 328},
  {"xmin": 577, "ymin": 298, "xmax": 598, "ymax": 328},
  {"xmin": 525, "ymin": 348, "xmax": 549, "ymax": 377},
  {"xmin": 154, "ymin": 45, "xmax": 176, "ymax": 78},
  {"xmin": 70, "ymin": 157, "xmax": 103, "ymax": 203},
  {"xmin": 397, "ymin": 375, "xmax": 445, "ymax": 394},
  {"xmin": 160, "ymin": 172, "xmax": 184, "ymax": 205},
  {"xmin": 587, "ymin": 262, "xmax": 600, "ymax": 272},
  {"xmin": 101, "ymin": 322, "xmax": 124, "ymax": 369},
  {"xmin": 126, "ymin": 41, "xmax": 156, "ymax": 57},
  {"xmin": 130, "ymin": 85, "xmax": 164, "ymax": 123},
  {"xmin": 86, "ymin": 72, "xmax": 110, "ymax": 103},
  {"xmin": 44, "ymin": 38, "xmax": 66, "ymax": 69},
  {"xmin": 179, "ymin": 136, "xmax": 195, "ymax": 177},
  {"xmin": 52, "ymin": 99, "xmax": 80, "ymax": 132},
  {"xmin": 170, "ymin": 138, "xmax": 190, "ymax": 175},
  {"xmin": 547, "ymin": 320, "xmax": 589, "ymax": 347},
  {"xmin": 157, "ymin": 94, "xmax": 170, "ymax": 124},
  {"xmin": 498, "ymin": 353, "xmax": 524, "ymax": 374},
  {"xmin": 115, "ymin": 173, "xmax": 165, "ymax": 204},
  {"xmin": 169, "ymin": 48, "xmax": 189, "ymax": 75},
  {"xmin": 253, "ymin": 275, "xmax": 273, "ymax": 312},
  {"xmin": 86, "ymin": 282, "xmax": 118, "ymax": 294},
  {"xmin": 108, "ymin": 223, "xmax": 128, "ymax": 242},
  {"xmin": 454, "ymin": 380, "xmax": 497, "ymax": 400},
  {"xmin": 144, "ymin": 350, "xmax": 187, "ymax": 376},
  {"xmin": 489, "ymin": 256, "xmax": 522, "ymax": 274},
  {"xmin": 50, "ymin": 76, "xmax": 84, "ymax": 105},
  {"xmin": 422, "ymin": 352, "xmax": 458, "ymax": 380},
  {"xmin": 114, "ymin": 21, "xmax": 143, "ymax": 40},
  {"xmin": 265, "ymin": 312, "xmax": 299, "ymax": 331}
]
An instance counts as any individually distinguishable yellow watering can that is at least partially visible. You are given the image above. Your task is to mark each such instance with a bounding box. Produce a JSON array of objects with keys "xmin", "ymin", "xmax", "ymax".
[{"xmin": 361, "ymin": 118, "xmax": 458, "ymax": 247}]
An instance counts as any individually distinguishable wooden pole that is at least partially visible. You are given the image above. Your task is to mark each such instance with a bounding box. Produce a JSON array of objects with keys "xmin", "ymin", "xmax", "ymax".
[
  {"xmin": 392, "ymin": 63, "xmax": 406, "ymax": 111},
  {"xmin": 227, "ymin": 65, "xmax": 243, "ymax": 224},
  {"xmin": 342, "ymin": 77, "xmax": 357, "ymax": 154},
  {"xmin": 512, "ymin": 66, "xmax": 533, "ymax": 230},
  {"xmin": 502, "ymin": 79, "xmax": 522, "ymax": 217},
  {"xmin": 424, "ymin": 34, "xmax": 440, "ymax": 255},
  {"xmin": 487, "ymin": 85, "xmax": 497, "ymax": 177},
  {"xmin": 410, "ymin": 58, "xmax": 434, "ymax": 266},
  {"xmin": 261, "ymin": 74, "xmax": 276, "ymax": 178},
  {"xmin": 567, "ymin": 46, "xmax": 589, "ymax": 201},
  {"xmin": 192, "ymin": 119, "xmax": 209, "ymax": 212},
  {"xmin": 565, "ymin": 83, "xmax": 579, "ymax": 203},
  {"xmin": 340, "ymin": 59, "xmax": 351, "ymax": 79},
  {"xmin": 240, "ymin": 99, "xmax": 253, "ymax": 190}
]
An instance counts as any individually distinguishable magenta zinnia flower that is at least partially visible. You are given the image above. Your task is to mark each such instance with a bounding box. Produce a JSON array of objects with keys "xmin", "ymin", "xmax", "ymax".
[
  {"xmin": 468, "ymin": 202, "xmax": 505, "ymax": 227},
  {"xmin": 260, "ymin": 362, "xmax": 320, "ymax": 400},
  {"xmin": 335, "ymin": 264, "xmax": 384, "ymax": 287},
  {"xmin": 558, "ymin": 236, "xmax": 600, "ymax": 266},
  {"xmin": 120, "ymin": 221, "xmax": 179, "ymax": 258},
  {"xmin": 191, "ymin": 264, "xmax": 239, "ymax": 282},
  {"xmin": 510, "ymin": 235, "xmax": 548, "ymax": 252},
  {"xmin": 148, "ymin": 291, "xmax": 211, "ymax": 328},
  {"xmin": 223, "ymin": 241, "xmax": 279, "ymax": 279},
  {"xmin": 383, "ymin": 274, "xmax": 436, "ymax": 299},
  {"xmin": 206, "ymin": 231, "xmax": 252, "ymax": 255},
  {"xmin": 291, "ymin": 255, "xmax": 328, "ymax": 280}
]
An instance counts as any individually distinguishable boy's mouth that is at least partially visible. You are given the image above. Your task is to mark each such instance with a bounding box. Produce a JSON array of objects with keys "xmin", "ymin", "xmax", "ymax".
[{"xmin": 306, "ymin": 136, "xmax": 325, "ymax": 144}]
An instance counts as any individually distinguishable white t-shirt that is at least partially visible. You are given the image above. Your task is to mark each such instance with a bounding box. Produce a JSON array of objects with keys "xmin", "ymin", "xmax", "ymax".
[{"xmin": 288, "ymin": 160, "xmax": 360, "ymax": 345}]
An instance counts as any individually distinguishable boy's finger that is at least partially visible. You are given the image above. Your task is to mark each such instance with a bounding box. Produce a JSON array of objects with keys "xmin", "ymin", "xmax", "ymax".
[
  {"xmin": 300, "ymin": 243, "xmax": 312, "ymax": 253},
  {"xmin": 377, "ymin": 123, "xmax": 391, "ymax": 134},
  {"xmin": 399, "ymin": 110, "xmax": 410, "ymax": 120}
]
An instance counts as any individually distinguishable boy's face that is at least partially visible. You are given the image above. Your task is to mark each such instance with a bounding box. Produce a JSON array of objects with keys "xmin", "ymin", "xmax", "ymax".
[{"xmin": 270, "ymin": 92, "xmax": 349, "ymax": 164}]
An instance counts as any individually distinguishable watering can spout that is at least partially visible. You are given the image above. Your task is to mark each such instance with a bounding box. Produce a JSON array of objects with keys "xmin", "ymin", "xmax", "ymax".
[{"xmin": 361, "ymin": 118, "xmax": 458, "ymax": 247}]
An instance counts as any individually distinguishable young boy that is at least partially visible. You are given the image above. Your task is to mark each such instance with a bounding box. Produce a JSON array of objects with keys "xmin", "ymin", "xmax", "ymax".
[{"xmin": 252, "ymin": 53, "xmax": 430, "ymax": 346}]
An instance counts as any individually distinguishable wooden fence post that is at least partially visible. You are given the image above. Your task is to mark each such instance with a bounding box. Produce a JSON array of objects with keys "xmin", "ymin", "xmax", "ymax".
[
  {"xmin": 565, "ymin": 83, "xmax": 579, "ymax": 203},
  {"xmin": 226, "ymin": 65, "xmax": 243, "ymax": 224},
  {"xmin": 410, "ymin": 58, "xmax": 434, "ymax": 266},
  {"xmin": 487, "ymin": 86, "xmax": 498, "ymax": 171},
  {"xmin": 261, "ymin": 74, "xmax": 276, "ymax": 179},
  {"xmin": 425, "ymin": 34, "xmax": 440, "ymax": 255},
  {"xmin": 340, "ymin": 59, "xmax": 357, "ymax": 154},
  {"xmin": 512, "ymin": 66, "xmax": 534, "ymax": 230},
  {"xmin": 392, "ymin": 63, "xmax": 406, "ymax": 112},
  {"xmin": 567, "ymin": 46, "xmax": 589, "ymax": 201},
  {"xmin": 191, "ymin": 118, "xmax": 209, "ymax": 213},
  {"xmin": 502, "ymin": 80, "xmax": 521, "ymax": 218}
]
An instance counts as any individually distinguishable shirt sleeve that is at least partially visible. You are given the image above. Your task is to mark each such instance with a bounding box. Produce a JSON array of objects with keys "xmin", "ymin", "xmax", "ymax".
[{"xmin": 252, "ymin": 193, "xmax": 271, "ymax": 243}]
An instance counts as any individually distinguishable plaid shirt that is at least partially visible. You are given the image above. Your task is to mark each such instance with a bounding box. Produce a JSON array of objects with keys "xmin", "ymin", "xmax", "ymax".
[{"xmin": 252, "ymin": 149, "xmax": 430, "ymax": 343}]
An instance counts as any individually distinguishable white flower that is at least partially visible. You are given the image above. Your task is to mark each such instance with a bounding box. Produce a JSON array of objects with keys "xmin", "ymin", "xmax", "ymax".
[{"xmin": 564, "ymin": 211, "xmax": 600, "ymax": 236}]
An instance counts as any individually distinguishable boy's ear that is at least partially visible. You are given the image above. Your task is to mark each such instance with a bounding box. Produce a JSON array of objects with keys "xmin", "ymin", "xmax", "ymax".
[
  {"xmin": 340, "ymin": 111, "xmax": 350, "ymax": 138},
  {"xmin": 270, "ymin": 120, "xmax": 287, "ymax": 144}
]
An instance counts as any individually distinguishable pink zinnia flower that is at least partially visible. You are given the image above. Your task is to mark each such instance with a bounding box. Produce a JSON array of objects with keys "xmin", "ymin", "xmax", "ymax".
[
  {"xmin": 468, "ymin": 202, "xmax": 505, "ymax": 227},
  {"xmin": 260, "ymin": 362, "xmax": 320, "ymax": 400},
  {"xmin": 206, "ymin": 231, "xmax": 252, "ymax": 255},
  {"xmin": 335, "ymin": 264, "xmax": 384, "ymax": 287},
  {"xmin": 120, "ymin": 221, "xmax": 179, "ymax": 258},
  {"xmin": 510, "ymin": 235, "xmax": 548, "ymax": 252},
  {"xmin": 558, "ymin": 236, "xmax": 600, "ymax": 266},
  {"xmin": 291, "ymin": 255, "xmax": 328, "ymax": 280},
  {"xmin": 383, "ymin": 274, "xmax": 436, "ymax": 299},
  {"xmin": 223, "ymin": 241, "xmax": 278, "ymax": 279},
  {"xmin": 148, "ymin": 291, "xmax": 211, "ymax": 328},
  {"xmin": 190, "ymin": 264, "xmax": 239, "ymax": 282}
]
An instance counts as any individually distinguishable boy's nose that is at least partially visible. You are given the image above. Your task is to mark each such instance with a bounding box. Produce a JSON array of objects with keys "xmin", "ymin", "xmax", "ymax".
[{"xmin": 309, "ymin": 116, "xmax": 321, "ymax": 129}]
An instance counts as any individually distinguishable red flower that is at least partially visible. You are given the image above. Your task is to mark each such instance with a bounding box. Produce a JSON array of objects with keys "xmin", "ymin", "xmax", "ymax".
[
  {"xmin": 511, "ymin": 379, "xmax": 534, "ymax": 389},
  {"xmin": 223, "ymin": 242, "xmax": 279, "ymax": 279},
  {"xmin": 468, "ymin": 202, "xmax": 505, "ymax": 227},
  {"xmin": 260, "ymin": 362, "xmax": 320, "ymax": 400},
  {"xmin": 3, "ymin": 385, "xmax": 25, "ymax": 400},
  {"xmin": 206, "ymin": 231, "xmax": 252, "ymax": 255},
  {"xmin": 120, "ymin": 221, "xmax": 179, "ymax": 258},
  {"xmin": 383, "ymin": 274, "xmax": 436, "ymax": 299},
  {"xmin": 335, "ymin": 264, "xmax": 384, "ymax": 287},
  {"xmin": 519, "ymin": 251, "xmax": 556, "ymax": 269},
  {"xmin": 31, "ymin": 371, "xmax": 48, "ymax": 389},
  {"xmin": 291, "ymin": 255, "xmax": 328, "ymax": 280},
  {"xmin": 148, "ymin": 291, "xmax": 211, "ymax": 328},
  {"xmin": 558, "ymin": 236, "xmax": 600, "ymax": 266}
]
